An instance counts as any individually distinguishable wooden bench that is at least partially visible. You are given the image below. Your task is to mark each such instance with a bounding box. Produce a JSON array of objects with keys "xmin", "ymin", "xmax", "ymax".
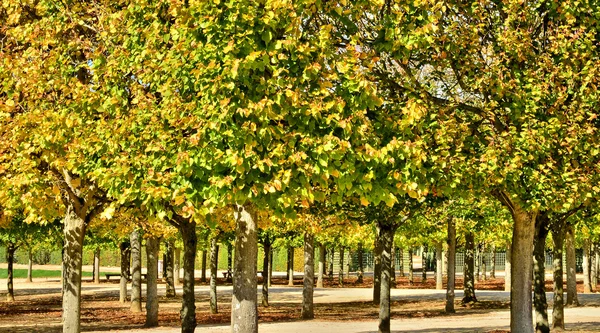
[
  {"xmin": 222, "ymin": 271, "xmax": 232, "ymax": 280},
  {"xmin": 105, "ymin": 273, "xmax": 147, "ymax": 281}
]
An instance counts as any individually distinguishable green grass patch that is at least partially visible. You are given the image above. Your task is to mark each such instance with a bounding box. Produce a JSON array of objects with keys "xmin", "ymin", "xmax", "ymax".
[{"xmin": 0, "ymin": 268, "xmax": 93, "ymax": 279}]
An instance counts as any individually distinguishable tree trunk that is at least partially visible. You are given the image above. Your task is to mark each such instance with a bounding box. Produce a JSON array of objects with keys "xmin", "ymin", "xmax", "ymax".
[
  {"xmin": 408, "ymin": 248, "xmax": 414, "ymax": 286},
  {"xmin": 227, "ymin": 243, "xmax": 233, "ymax": 283},
  {"xmin": 302, "ymin": 233, "xmax": 315, "ymax": 319},
  {"xmin": 462, "ymin": 232, "xmax": 477, "ymax": 304},
  {"xmin": 475, "ymin": 244, "xmax": 480, "ymax": 283},
  {"xmin": 378, "ymin": 223, "xmax": 393, "ymax": 333},
  {"xmin": 422, "ymin": 245, "xmax": 428, "ymax": 282},
  {"xmin": 508, "ymin": 206, "xmax": 537, "ymax": 333},
  {"xmin": 591, "ymin": 243, "xmax": 597, "ymax": 293},
  {"xmin": 551, "ymin": 224, "xmax": 565, "ymax": 330},
  {"xmin": 399, "ymin": 248, "xmax": 405, "ymax": 277},
  {"xmin": 505, "ymin": 241, "xmax": 512, "ymax": 292},
  {"xmin": 533, "ymin": 215, "xmax": 549, "ymax": 333},
  {"xmin": 338, "ymin": 247, "xmax": 345, "ymax": 286},
  {"xmin": 445, "ymin": 217, "xmax": 456, "ymax": 313},
  {"xmin": 174, "ymin": 247, "xmax": 181, "ymax": 286},
  {"xmin": 262, "ymin": 237, "xmax": 271, "ymax": 307},
  {"xmin": 490, "ymin": 245, "xmax": 496, "ymax": 279},
  {"xmin": 26, "ymin": 248, "xmax": 33, "ymax": 283},
  {"xmin": 565, "ymin": 223, "xmax": 579, "ymax": 306},
  {"xmin": 62, "ymin": 207, "xmax": 86, "ymax": 333},
  {"xmin": 145, "ymin": 236, "xmax": 159, "ymax": 327},
  {"xmin": 287, "ymin": 246, "xmax": 294, "ymax": 286},
  {"xmin": 345, "ymin": 249, "xmax": 351, "ymax": 279},
  {"xmin": 93, "ymin": 248, "xmax": 100, "ymax": 284},
  {"xmin": 373, "ymin": 230, "xmax": 382, "ymax": 304},
  {"xmin": 6, "ymin": 243, "xmax": 16, "ymax": 302},
  {"xmin": 317, "ymin": 243, "xmax": 326, "ymax": 288},
  {"xmin": 328, "ymin": 248, "xmax": 334, "ymax": 280},
  {"xmin": 119, "ymin": 241, "xmax": 131, "ymax": 303},
  {"xmin": 390, "ymin": 246, "xmax": 396, "ymax": 288},
  {"xmin": 481, "ymin": 244, "xmax": 487, "ymax": 281},
  {"xmin": 165, "ymin": 240, "xmax": 176, "ymax": 298},
  {"xmin": 179, "ymin": 221, "xmax": 198, "ymax": 333},
  {"xmin": 583, "ymin": 239, "xmax": 591, "ymax": 293},
  {"xmin": 268, "ymin": 247, "xmax": 273, "ymax": 288},
  {"xmin": 130, "ymin": 230, "xmax": 142, "ymax": 313},
  {"xmin": 210, "ymin": 234, "xmax": 219, "ymax": 314},
  {"xmin": 231, "ymin": 205, "xmax": 258, "ymax": 333},
  {"xmin": 436, "ymin": 242, "xmax": 443, "ymax": 290},
  {"xmin": 200, "ymin": 249, "xmax": 207, "ymax": 283},
  {"xmin": 357, "ymin": 243, "xmax": 364, "ymax": 283}
]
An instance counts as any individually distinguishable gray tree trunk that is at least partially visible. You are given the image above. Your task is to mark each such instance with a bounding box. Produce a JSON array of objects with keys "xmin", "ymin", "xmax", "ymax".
[
  {"xmin": 378, "ymin": 223, "xmax": 393, "ymax": 333},
  {"xmin": 462, "ymin": 232, "xmax": 477, "ymax": 303},
  {"xmin": 445, "ymin": 217, "xmax": 456, "ymax": 313},
  {"xmin": 399, "ymin": 248, "xmax": 405, "ymax": 277},
  {"xmin": 565, "ymin": 223, "xmax": 579, "ymax": 306},
  {"xmin": 317, "ymin": 243, "xmax": 326, "ymax": 288},
  {"xmin": 373, "ymin": 230, "xmax": 382, "ymax": 304},
  {"xmin": 6, "ymin": 243, "xmax": 16, "ymax": 302},
  {"xmin": 130, "ymin": 230, "xmax": 142, "ymax": 313},
  {"xmin": 357, "ymin": 243, "xmax": 364, "ymax": 283},
  {"xmin": 145, "ymin": 236, "xmax": 159, "ymax": 327},
  {"xmin": 533, "ymin": 215, "xmax": 549, "ymax": 333},
  {"xmin": 174, "ymin": 247, "xmax": 181, "ymax": 286},
  {"xmin": 490, "ymin": 245, "xmax": 496, "ymax": 278},
  {"xmin": 268, "ymin": 247, "xmax": 273, "ymax": 288},
  {"xmin": 227, "ymin": 243, "xmax": 233, "ymax": 283},
  {"xmin": 119, "ymin": 241, "xmax": 131, "ymax": 303},
  {"xmin": 505, "ymin": 241, "xmax": 512, "ymax": 292},
  {"xmin": 262, "ymin": 237, "xmax": 271, "ymax": 307},
  {"xmin": 338, "ymin": 247, "xmax": 345, "ymax": 286},
  {"xmin": 475, "ymin": 244, "xmax": 480, "ymax": 283},
  {"xmin": 422, "ymin": 245, "xmax": 428, "ymax": 282},
  {"xmin": 345, "ymin": 249, "xmax": 351, "ymax": 279},
  {"xmin": 93, "ymin": 248, "xmax": 100, "ymax": 284},
  {"xmin": 210, "ymin": 235, "xmax": 219, "ymax": 314},
  {"xmin": 302, "ymin": 233, "xmax": 315, "ymax": 319},
  {"xmin": 231, "ymin": 205, "xmax": 258, "ymax": 333},
  {"xmin": 591, "ymin": 243, "xmax": 597, "ymax": 292},
  {"xmin": 200, "ymin": 249, "xmax": 207, "ymax": 283},
  {"xmin": 179, "ymin": 221, "xmax": 198, "ymax": 333},
  {"xmin": 328, "ymin": 248, "xmax": 334, "ymax": 280},
  {"xmin": 62, "ymin": 208, "xmax": 86, "ymax": 333},
  {"xmin": 390, "ymin": 246, "xmax": 396, "ymax": 288},
  {"xmin": 165, "ymin": 240, "xmax": 176, "ymax": 298},
  {"xmin": 436, "ymin": 242, "xmax": 443, "ymax": 290},
  {"xmin": 551, "ymin": 224, "xmax": 565, "ymax": 330},
  {"xmin": 408, "ymin": 248, "xmax": 414, "ymax": 286},
  {"xmin": 288, "ymin": 246, "xmax": 294, "ymax": 286},
  {"xmin": 583, "ymin": 239, "xmax": 591, "ymax": 293},
  {"xmin": 481, "ymin": 244, "xmax": 487, "ymax": 281},
  {"xmin": 26, "ymin": 248, "xmax": 33, "ymax": 283}
]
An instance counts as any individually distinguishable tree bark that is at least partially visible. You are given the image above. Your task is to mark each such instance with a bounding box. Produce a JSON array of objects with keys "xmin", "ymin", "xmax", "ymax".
[
  {"xmin": 62, "ymin": 207, "xmax": 86, "ymax": 333},
  {"xmin": 210, "ymin": 234, "xmax": 219, "ymax": 314},
  {"xmin": 287, "ymin": 246, "xmax": 294, "ymax": 286},
  {"xmin": 390, "ymin": 246, "xmax": 396, "ymax": 288},
  {"xmin": 436, "ymin": 242, "xmax": 443, "ymax": 290},
  {"xmin": 551, "ymin": 223, "xmax": 565, "ymax": 330},
  {"xmin": 445, "ymin": 217, "xmax": 456, "ymax": 313},
  {"xmin": 93, "ymin": 247, "xmax": 100, "ymax": 284},
  {"xmin": 200, "ymin": 249, "xmax": 207, "ymax": 283},
  {"xmin": 490, "ymin": 245, "xmax": 496, "ymax": 279},
  {"xmin": 328, "ymin": 248, "xmax": 334, "ymax": 280},
  {"xmin": 408, "ymin": 248, "xmax": 414, "ymax": 286},
  {"xmin": 231, "ymin": 205, "xmax": 258, "ymax": 333},
  {"xmin": 179, "ymin": 221, "xmax": 198, "ymax": 333},
  {"xmin": 145, "ymin": 236, "xmax": 159, "ymax": 327},
  {"xmin": 505, "ymin": 241, "xmax": 512, "ymax": 292},
  {"xmin": 174, "ymin": 247, "xmax": 181, "ymax": 286},
  {"xmin": 422, "ymin": 245, "xmax": 428, "ymax": 282},
  {"xmin": 6, "ymin": 243, "xmax": 16, "ymax": 302},
  {"xmin": 262, "ymin": 237, "xmax": 271, "ymax": 307},
  {"xmin": 302, "ymin": 233, "xmax": 315, "ymax": 319},
  {"xmin": 26, "ymin": 248, "xmax": 33, "ymax": 283},
  {"xmin": 317, "ymin": 243, "xmax": 326, "ymax": 288},
  {"xmin": 378, "ymin": 223, "xmax": 393, "ymax": 333},
  {"xmin": 338, "ymin": 247, "xmax": 345, "ymax": 286},
  {"xmin": 533, "ymin": 214, "xmax": 550, "ymax": 333},
  {"xmin": 481, "ymin": 243, "xmax": 487, "ymax": 281},
  {"xmin": 583, "ymin": 239, "xmax": 591, "ymax": 293},
  {"xmin": 565, "ymin": 223, "xmax": 579, "ymax": 306},
  {"xmin": 119, "ymin": 241, "xmax": 131, "ymax": 303},
  {"xmin": 462, "ymin": 232, "xmax": 477, "ymax": 304},
  {"xmin": 227, "ymin": 242, "xmax": 233, "ymax": 283},
  {"xmin": 268, "ymin": 247, "xmax": 273, "ymax": 288},
  {"xmin": 165, "ymin": 240, "xmax": 176, "ymax": 298},
  {"xmin": 475, "ymin": 243, "xmax": 480, "ymax": 283},
  {"xmin": 591, "ymin": 243, "xmax": 597, "ymax": 292},
  {"xmin": 130, "ymin": 230, "xmax": 142, "ymax": 313},
  {"xmin": 373, "ymin": 230, "xmax": 382, "ymax": 304},
  {"xmin": 357, "ymin": 243, "xmax": 364, "ymax": 283},
  {"xmin": 398, "ymin": 248, "xmax": 405, "ymax": 277}
]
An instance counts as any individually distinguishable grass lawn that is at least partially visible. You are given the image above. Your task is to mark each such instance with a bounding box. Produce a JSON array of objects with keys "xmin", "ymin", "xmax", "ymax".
[{"xmin": 0, "ymin": 268, "xmax": 93, "ymax": 279}]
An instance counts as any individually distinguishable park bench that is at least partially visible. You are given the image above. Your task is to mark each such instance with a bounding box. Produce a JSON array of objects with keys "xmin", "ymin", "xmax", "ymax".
[{"xmin": 105, "ymin": 273, "xmax": 147, "ymax": 281}]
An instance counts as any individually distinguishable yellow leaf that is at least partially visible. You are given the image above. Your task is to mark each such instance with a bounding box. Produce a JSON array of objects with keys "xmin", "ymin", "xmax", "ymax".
[{"xmin": 360, "ymin": 197, "xmax": 369, "ymax": 206}]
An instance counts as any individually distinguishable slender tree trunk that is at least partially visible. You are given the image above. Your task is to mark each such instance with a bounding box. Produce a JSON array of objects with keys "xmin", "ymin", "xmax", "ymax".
[
  {"xmin": 268, "ymin": 247, "xmax": 273, "ymax": 288},
  {"xmin": 302, "ymin": 233, "xmax": 315, "ymax": 319},
  {"xmin": 445, "ymin": 217, "xmax": 456, "ymax": 313},
  {"xmin": 591, "ymin": 243, "xmax": 597, "ymax": 292},
  {"xmin": 533, "ymin": 215, "xmax": 550, "ymax": 333},
  {"xmin": 390, "ymin": 246, "xmax": 396, "ymax": 288},
  {"xmin": 6, "ymin": 243, "xmax": 16, "ymax": 302},
  {"xmin": 490, "ymin": 245, "xmax": 496, "ymax": 278},
  {"xmin": 551, "ymin": 224, "xmax": 565, "ymax": 330},
  {"xmin": 565, "ymin": 223, "xmax": 579, "ymax": 306},
  {"xmin": 328, "ymin": 248, "xmax": 334, "ymax": 281},
  {"xmin": 357, "ymin": 243, "xmax": 364, "ymax": 283},
  {"xmin": 119, "ymin": 241, "xmax": 131, "ymax": 303},
  {"xmin": 408, "ymin": 248, "xmax": 414, "ymax": 286},
  {"xmin": 231, "ymin": 205, "xmax": 258, "ymax": 333},
  {"xmin": 165, "ymin": 240, "xmax": 176, "ymax": 298},
  {"xmin": 505, "ymin": 241, "xmax": 512, "ymax": 292},
  {"xmin": 583, "ymin": 239, "xmax": 591, "ymax": 293},
  {"xmin": 373, "ymin": 230, "xmax": 382, "ymax": 304},
  {"xmin": 462, "ymin": 232, "xmax": 477, "ymax": 303},
  {"xmin": 26, "ymin": 248, "xmax": 33, "ymax": 283},
  {"xmin": 481, "ymin": 244, "xmax": 487, "ymax": 281},
  {"xmin": 145, "ymin": 236, "xmax": 159, "ymax": 327},
  {"xmin": 210, "ymin": 235, "xmax": 219, "ymax": 314},
  {"xmin": 317, "ymin": 243, "xmax": 325, "ymax": 288},
  {"xmin": 288, "ymin": 246, "xmax": 294, "ymax": 286},
  {"xmin": 130, "ymin": 230, "xmax": 142, "ymax": 313},
  {"xmin": 174, "ymin": 247, "xmax": 181, "ymax": 286},
  {"xmin": 179, "ymin": 221, "xmax": 197, "ymax": 333},
  {"xmin": 399, "ymin": 248, "xmax": 405, "ymax": 277},
  {"xmin": 200, "ymin": 250, "xmax": 207, "ymax": 283},
  {"xmin": 475, "ymin": 244, "xmax": 480, "ymax": 283},
  {"xmin": 378, "ymin": 223, "xmax": 393, "ymax": 333},
  {"xmin": 262, "ymin": 238, "xmax": 271, "ymax": 307},
  {"xmin": 338, "ymin": 247, "xmax": 345, "ymax": 286},
  {"xmin": 93, "ymin": 248, "xmax": 100, "ymax": 284},
  {"xmin": 422, "ymin": 245, "xmax": 428, "ymax": 282},
  {"xmin": 436, "ymin": 242, "xmax": 443, "ymax": 290},
  {"xmin": 442, "ymin": 249, "xmax": 447, "ymax": 278},
  {"xmin": 62, "ymin": 207, "xmax": 86, "ymax": 333},
  {"xmin": 227, "ymin": 243, "xmax": 233, "ymax": 283}
]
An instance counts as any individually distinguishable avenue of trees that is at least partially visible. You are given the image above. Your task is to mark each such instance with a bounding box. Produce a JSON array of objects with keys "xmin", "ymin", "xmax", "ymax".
[{"xmin": 1, "ymin": 1, "xmax": 600, "ymax": 333}]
